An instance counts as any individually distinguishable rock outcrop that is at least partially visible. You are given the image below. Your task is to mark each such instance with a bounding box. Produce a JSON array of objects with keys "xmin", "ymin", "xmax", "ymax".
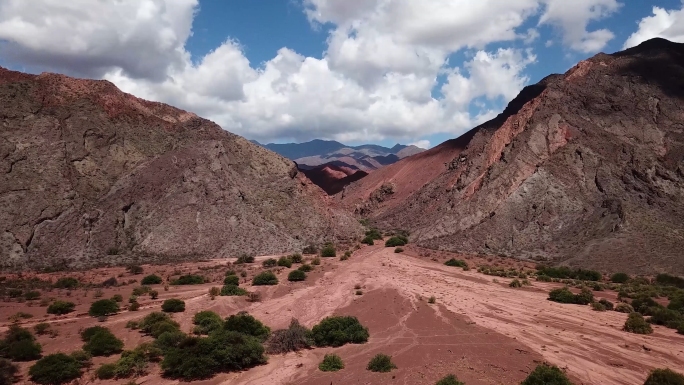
[
  {"xmin": 342, "ymin": 38, "xmax": 684, "ymax": 274},
  {"xmin": 0, "ymin": 67, "xmax": 361, "ymax": 270}
]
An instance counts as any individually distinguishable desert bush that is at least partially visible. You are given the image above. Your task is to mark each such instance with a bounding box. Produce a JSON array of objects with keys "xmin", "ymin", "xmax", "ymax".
[
  {"xmin": 277, "ymin": 256, "xmax": 293, "ymax": 268},
  {"xmin": 7, "ymin": 312, "xmax": 32, "ymax": 322},
  {"xmin": 624, "ymin": 312, "xmax": 653, "ymax": 334},
  {"xmin": 288, "ymin": 270, "xmax": 306, "ymax": 282},
  {"xmin": 112, "ymin": 345, "xmax": 161, "ymax": 378},
  {"xmin": 82, "ymin": 328, "xmax": 123, "ymax": 356},
  {"xmin": 252, "ymin": 271, "xmax": 278, "ymax": 286},
  {"xmin": 631, "ymin": 296, "xmax": 662, "ymax": 314},
  {"xmin": 536, "ymin": 274, "xmax": 552, "ymax": 282},
  {"xmin": 102, "ymin": 277, "xmax": 118, "ymax": 287},
  {"xmin": 224, "ymin": 312, "xmax": 270, "ymax": 342},
  {"xmin": 132, "ymin": 286, "xmax": 152, "ymax": 296},
  {"xmin": 290, "ymin": 253, "xmax": 303, "ymax": 263},
  {"xmin": 160, "ymin": 330, "xmax": 266, "ymax": 380},
  {"xmin": 340, "ymin": 251, "xmax": 351, "ymax": 261},
  {"xmin": 548, "ymin": 288, "xmax": 576, "ymax": 304},
  {"xmin": 361, "ymin": 236, "xmax": 375, "ymax": 245},
  {"xmin": 312, "ymin": 316, "xmax": 369, "ymax": 347},
  {"xmin": 225, "ymin": 270, "xmax": 237, "ymax": 276},
  {"xmin": 655, "ymin": 274, "xmax": 684, "ymax": 288},
  {"xmin": 536, "ymin": 266, "xmax": 601, "ymax": 281},
  {"xmin": 1, "ymin": 325, "xmax": 42, "ymax": 361},
  {"xmin": 574, "ymin": 288, "xmax": 594, "ymax": 305},
  {"xmin": 193, "ymin": 311, "xmax": 223, "ymax": 335},
  {"xmin": 321, "ymin": 245, "xmax": 336, "ymax": 258},
  {"xmin": 610, "ymin": 272, "xmax": 630, "ymax": 284},
  {"xmin": 319, "ymin": 354, "xmax": 344, "ymax": 372},
  {"xmin": 509, "ymin": 279, "xmax": 523, "ymax": 288},
  {"xmin": 428, "ymin": 296, "xmax": 436, "ymax": 304},
  {"xmin": 615, "ymin": 302, "xmax": 635, "ymax": 313},
  {"xmin": 643, "ymin": 368, "xmax": 684, "ymax": 385},
  {"xmin": 53, "ymin": 277, "xmax": 79, "ymax": 289},
  {"xmin": 208, "ymin": 287, "xmax": 221, "ymax": 298},
  {"xmin": 302, "ymin": 244, "xmax": 318, "ymax": 255},
  {"xmin": 95, "ymin": 363, "xmax": 116, "ymax": 379},
  {"xmin": 24, "ymin": 291, "xmax": 41, "ymax": 300},
  {"xmin": 138, "ymin": 312, "xmax": 180, "ymax": 337},
  {"xmin": 591, "ymin": 302, "xmax": 607, "ymax": 312},
  {"xmin": 126, "ymin": 265, "xmax": 144, "ymax": 275},
  {"xmin": 80, "ymin": 326, "xmax": 108, "ymax": 342},
  {"xmin": 521, "ymin": 363, "xmax": 573, "ymax": 385},
  {"xmin": 149, "ymin": 290, "xmax": 159, "ymax": 299},
  {"xmin": 444, "ymin": 259, "xmax": 468, "ymax": 268},
  {"xmin": 669, "ymin": 295, "xmax": 684, "ymax": 312},
  {"xmin": 0, "ymin": 358, "xmax": 18, "ymax": 385},
  {"xmin": 648, "ymin": 308, "xmax": 684, "ymax": 328},
  {"xmin": 129, "ymin": 301, "xmax": 140, "ymax": 311},
  {"xmin": 235, "ymin": 254, "xmax": 255, "ymax": 264},
  {"xmin": 33, "ymin": 323, "xmax": 51, "ymax": 336},
  {"xmin": 384, "ymin": 237, "xmax": 406, "ymax": 247},
  {"xmin": 356, "ymin": 290, "xmax": 363, "ymax": 295},
  {"xmin": 28, "ymin": 353, "xmax": 81, "ymax": 385},
  {"xmin": 598, "ymin": 298, "xmax": 614, "ymax": 311},
  {"xmin": 112, "ymin": 294, "xmax": 123, "ymax": 302},
  {"xmin": 141, "ymin": 275, "xmax": 162, "ymax": 285},
  {"xmin": 161, "ymin": 299, "xmax": 185, "ymax": 313},
  {"xmin": 312, "ymin": 257, "xmax": 321, "ymax": 265},
  {"xmin": 69, "ymin": 350, "xmax": 92, "ymax": 368},
  {"xmin": 266, "ymin": 319, "xmax": 313, "ymax": 354},
  {"xmin": 436, "ymin": 374, "xmax": 465, "ymax": 385},
  {"xmin": 366, "ymin": 354, "xmax": 396, "ymax": 372},
  {"xmin": 298, "ymin": 264, "xmax": 313, "ymax": 272},
  {"xmin": 89, "ymin": 299, "xmax": 119, "ymax": 317},
  {"xmin": 224, "ymin": 275, "xmax": 240, "ymax": 286},
  {"xmin": 262, "ymin": 258, "xmax": 277, "ymax": 268},
  {"xmin": 220, "ymin": 285, "xmax": 248, "ymax": 296},
  {"xmin": 394, "ymin": 247, "xmax": 404, "ymax": 253},
  {"xmin": 171, "ymin": 275, "xmax": 204, "ymax": 285},
  {"xmin": 365, "ymin": 228, "xmax": 383, "ymax": 240},
  {"xmin": 7, "ymin": 289, "xmax": 22, "ymax": 298}
]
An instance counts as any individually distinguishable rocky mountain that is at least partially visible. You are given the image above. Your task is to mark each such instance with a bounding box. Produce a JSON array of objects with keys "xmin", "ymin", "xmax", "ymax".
[
  {"xmin": 340, "ymin": 38, "xmax": 684, "ymax": 275},
  {"xmin": 254, "ymin": 139, "xmax": 425, "ymax": 171},
  {"xmin": 0, "ymin": 67, "xmax": 362, "ymax": 270}
]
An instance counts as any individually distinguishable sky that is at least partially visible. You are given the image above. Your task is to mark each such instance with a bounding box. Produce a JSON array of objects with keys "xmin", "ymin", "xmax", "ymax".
[{"xmin": 1, "ymin": 1, "xmax": 684, "ymax": 149}]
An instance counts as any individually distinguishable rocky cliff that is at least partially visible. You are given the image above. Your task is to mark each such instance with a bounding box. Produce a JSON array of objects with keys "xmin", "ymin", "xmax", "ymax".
[
  {"xmin": 343, "ymin": 38, "xmax": 684, "ymax": 274},
  {"xmin": 0, "ymin": 68, "xmax": 361, "ymax": 270}
]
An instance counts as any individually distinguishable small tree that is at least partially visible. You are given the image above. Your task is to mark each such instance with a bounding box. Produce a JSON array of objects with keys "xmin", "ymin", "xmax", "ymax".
[
  {"xmin": 319, "ymin": 354, "xmax": 344, "ymax": 372},
  {"xmin": 624, "ymin": 312, "xmax": 653, "ymax": 334},
  {"xmin": 288, "ymin": 270, "xmax": 306, "ymax": 282},
  {"xmin": 252, "ymin": 271, "xmax": 278, "ymax": 286},
  {"xmin": 436, "ymin": 374, "xmax": 465, "ymax": 385},
  {"xmin": 89, "ymin": 299, "xmax": 120, "ymax": 317},
  {"xmin": 161, "ymin": 299, "xmax": 185, "ymax": 313},
  {"xmin": 47, "ymin": 301, "xmax": 75, "ymax": 315},
  {"xmin": 28, "ymin": 353, "xmax": 82, "ymax": 385},
  {"xmin": 366, "ymin": 354, "xmax": 396, "ymax": 372},
  {"xmin": 644, "ymin": 368, "xmax": 684, "ymax": 385},
  {"xmin": 141, "ymin": 275, "xmax": 162, "ymax": 285},
  {"xmin": 521, "ymin": 364, "xmax": 573, "ymax": 385}
]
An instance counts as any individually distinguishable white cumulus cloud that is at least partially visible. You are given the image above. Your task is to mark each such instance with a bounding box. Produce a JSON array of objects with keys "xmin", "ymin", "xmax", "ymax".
[{"xmin": 623, "ymin": 4, "xmax": 684, "ymax": 49}]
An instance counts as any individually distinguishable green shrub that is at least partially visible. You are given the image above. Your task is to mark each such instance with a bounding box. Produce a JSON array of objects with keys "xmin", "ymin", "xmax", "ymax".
[
  {"xmin": 160, "ymin": 330, "xmax": 266, "ymax": 380},
  {"xmin": 599, "ymin": 299, "xmax": 614, "ymax": 311},
  {"xmin": 366, "ymin": 354, "xmax": 396, "ymax": 372},
  {"xmin": 112, "ymin": 294, "xmax": 123, "ymax": 302},
  {"xmin": 340, "ymin": 251, "xmax": 351, "ymax": 261},
  {"xmin": 53, "ymin": 277, "xmax": 79, "ymax": 289},
  {"xmin": 266, "ymin": 319, "xmax": 312, "ymax": 354},
  {"xmin": 655, "ymin": 274, "xmax": 684, "ymax": 288},
  {"xmin": 536, "ymin": 275, "xmax": 552, "ymax": 282},
  {"xmin": 161, "ymin": 299, "xmax": 185, "ymax": 313},
  {"xmin": 113, "ymin": 345, "xmax": 160, "ymax": 378},
  {"xmin": 668, "ymin": 295, "xmax": 684, "ymax": 312},
  {"xmin": 361, "ymin": 236, "xmax": 375, "ymax": 245},
  {"xmin": 298, "ymin": 264, "xmax": 313, "ymax": 272},
  {"xmin": 536, "ymin": 266, "xmax": 601, "ymax": 281},
  {"xmin": 428, "ymin": 296, "xmax": 436, "ymax": 304},
  {"xmin": 509, "ymin": 279, "xmax": 523, "ymax": 288},
  {"xmin": 252, "ymin": 271, "xmax": 278, "ymax": 286},
  {"xmin": 290, "ymin": 253, "xmax": 303, "ymax": 263},
  {"xmin": 591, "ymin": 302, "xmax": 607, "ymax": 312},
  {"xmin": 24, "ymin": 291, "xmax": 41, "ymax": 300},
  {"xmin": 129, "ymin": 301, "xmax": 140, "ymax": 311},
  {"xmin": 47, "ymin": 301, "xmax": 75, "ymax": 315},
  {"xmin": 0, "ymin": 358, "xmax": 18, "ymax": 385},
  {"xmin": 95, "ymin": 363, "xmax": 116, "ymax": 379},
  {"xmin": 192, "ymin": 311, "xmax": 223, "ymax": 335},
  {"xmin": 29, "ymin": 353, "xmax": 82, "ymax": 385},
  {"xmin": 319, "ymin": 354, "xmax": 344, "ymax": 372},
  {"xmin": 648, "ymin": 308, "xmax": 684, "ymax": 328},
  {"xmin": 154, "ymin": 330, "xmax": 186, "ymax": 351},
  {"xmin": 436, "ymin": 374, "xmax": 465, "ymax": 385},
  {"xmin": 224, "ymin": 275, "xmax": 240, "ymax": 286},
  {"xmin": 574, "ymin": 288, "xmax": 594, "ymax": 305},
  {"xmin": 171, "ymin": 275, "xmax": 204, "ymax": 285},
  {"xmin": 224, "ymin": 312, "xmax": 270, "ymax": 342},
  {"xmin": 548, "ymin": 288, "xmax": 576, "ymax": 304},
  {"xmin": 644, "ymin": 368, "xmax": 684, "ymax": 385},
  {"xmin": 615, "ymin": 302, "xmax": 635, "ymax": 313},
  {"xmin": 365, "ymin": 228, "xmax": 383, "ymax": 240},
  {"xmin": 277, "ymin": 256, "xmax": 293, "ymax": 268},
  {"xmin": 384, "ymin": 237, "xmax": 406, "ymax": 247},
  {"xmin": 89, "ymin": 299, "xmax": 120, "ymax": 317},
  {"xmin": 312, "ymin": 316, "xmax": 369, "ymax": 347},
  {"xmin": 262, "ymin": 258, "xmax": 277, "ymax": 268},
  {"xmin": 321, "ymin": 245, "xmax": 336, "ymax": 258},
  {"xmin": 33, "ymin": 323, "xmax": 51, "ymax": 336},
  {"xmin": 235, "ymin": 254, "xmax": 255, "ymax": 264},
  {"xmin": 302, "ymin": 245, "xmax": 318, "ymax": 254},
  {"xmin": 80, "ymin": 326, "xmax": 109, "ymax": 342},
  {"xmin": 444, "ymin": 259, "xmax": 467, "ymax": 268},
  {"xmin": 311, "ymin": 257, "xmax": 321, "ymax": 265},
  {"xmin": 126, "ymin": 264, "xmax": 144, "ymax": 275},
  {"xmin": 521, "ymin": 363, "xmax": 573, "ymax": 385},
  {"xmin": 141, "ymin": 275, "xmax": 162, "ymax": 285},
  {"xmin": 288, "ymin": 270, "xmax": 306, "ymax": 282},
  {"xmin": 69, "ymin": 350, "xmax": 92, "ymax": 368},
  {"xmin": 610, "ymin": 272, "xmax": 630, "ymax": 283},
  {"xmin": 220, "ymin": 285, "xmax": 248, "ymax": 296},
  {"xmin": 138, "ymin": 312, "xmax": 180, "ymax": 337},
  {"xmin": 624, "ymin": 312, "xmax": 653, "ymax": 334},
  {"xmin": 82, "ymin": 328, "xmax": 124, "ymax": 357},
  {"xmin": 2, "ymin": 325, "xmax": 42, "ymax": 361}
]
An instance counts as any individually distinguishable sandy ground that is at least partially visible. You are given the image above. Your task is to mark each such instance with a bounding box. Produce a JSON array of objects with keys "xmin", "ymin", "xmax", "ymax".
[{"xmin": 1, "ymin": 246, "xmax": 683, "ymax": 384}]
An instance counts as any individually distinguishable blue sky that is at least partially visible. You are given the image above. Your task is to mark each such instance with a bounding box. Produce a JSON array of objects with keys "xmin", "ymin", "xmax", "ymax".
[{"xmin": 1, "ymin": 0, "xmax": 683, "ymax": 148}]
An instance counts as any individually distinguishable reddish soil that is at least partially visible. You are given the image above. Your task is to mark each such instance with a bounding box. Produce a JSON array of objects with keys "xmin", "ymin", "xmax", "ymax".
[{"xmin": 2, "ymin": 246, "xmax": 683, "ymax": 385}]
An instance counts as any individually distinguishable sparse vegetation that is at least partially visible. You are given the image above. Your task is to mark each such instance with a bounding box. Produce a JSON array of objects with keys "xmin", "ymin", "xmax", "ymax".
[
  {"xmin": 361, "ymin": 236, "xmax": 375, "ymax": 245},
  {"xmin": 509, "ymin": 279, "xmax": 523, "ymax": 288},
  {"xmin": 235, "ymin": 254, "xmax": 255, "ymax": 264},
  {"xmin": 141, "ymin": 275, "xmax": 162, "ymax": 285},
  {"xmin": 220, "ymin": 285, "xmax": 248, "ymax": 296},
  {"xmin": 311, "ymin": 257, "xmax": 321, "ymax": 265},
  {"xmin": 521, "ymin": 363, "xmax": 573, "ymax": 385},
  {"xmin": 591, "ymin": 302, "xmax": 607, "ymax": 312},
  {"xmin": 262, "ymin": 258, "xmax": 277, "ymax": 268},
  {"xmin": 643, "ymin": 368, "xmax": 684, "ymax": 385},
  {"xmin": 29, "ymin": 353, "xmax": 82, "ymax": 385},
  {"xmin": 436, "ymin": 374, "xmax": 465, "ymax": 385},
  {"xmin": 548, "ymin": 287, "xmax": 594, "ymax": 305},
  {"xmin": 312, "ymin": 316, "xmax": 369, "ymax": 347},
  {"xmin": 95, "ymin": 363, "xmax": 116, "ymax": 380},
  {"xmin": 112, "ymin": 294, "xmax": 123, "ymax": 302},
  {"xmin": 384, "ymin": 236, "xmax": 407, "ymax": 247},
  {"xmin": 33, "ymin": 323, "xmax": 51, "ymax": 336},
  {"xmin": 161, "ymin": 299, "xmax": 185, "ymax": 313},
  {"xmin": 288, "ymin": 270, "xmax": 306, "ymax": 282},
  {"xmin": 289, "ymin": 253, "xmax": 303, "ymax": 263},
  {"xmin": 171, "ymin": 274, "xmax": 204, "ymax": 285},
  {"xmin": 319, "ymin": 354, "xmax": 344, "ymax": 372},
  {"xmin": 252, "ymin": 271, "xmax": 278, "ymax": 286},
  {"xmin": 445, "ymin": 259, "xmax": 468, "ymax": 268},
  {"xmin": 302, "ymin": 244, "xmax": 318, "ymax": 255},
  {"xmin": 89, "ymin": 299, "xmax": 120, "ymax": 317},
  {"xmin": 366, "ymin": 354, "xmax": 396, "ymax": 373},
  {"xmin": 24, "ymin": 291, "xmax": 41, "ymax": 300},
  {"xmin": 277, "ymin": 256, "xmax": 293, "ymax": 268},
  {"xmin": 298, "ymin": 264, "xmax": 313, "ymax": 272},
  {"xmin": 224, "ymin": 312, "xmax": 270, "ymax": 342},
  {"xmin": 266, "ymin": 318, "xmax": 313, "ymax": 354},
  {"xmin": 623, "ymin": 312, "xmax": 653, "ymax": 334},
  {"xmin": 321, "ymin": 244, "xmax": 336, "ymax": 258}
]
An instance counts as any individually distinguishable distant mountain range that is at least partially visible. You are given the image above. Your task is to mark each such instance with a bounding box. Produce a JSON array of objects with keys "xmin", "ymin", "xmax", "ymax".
[{"xmin": 251, "ymin": 139, "xmax": 425, "ymax": 171}]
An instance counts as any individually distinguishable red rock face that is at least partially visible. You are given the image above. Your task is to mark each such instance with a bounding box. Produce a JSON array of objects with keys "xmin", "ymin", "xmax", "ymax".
[
  {"xmin": 0, "ymin": 67, "xmax": 361, "ymax": 270},
  {"xmin": 344, "ymin": 38, "xmax": 684, "ymax": 274}
]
